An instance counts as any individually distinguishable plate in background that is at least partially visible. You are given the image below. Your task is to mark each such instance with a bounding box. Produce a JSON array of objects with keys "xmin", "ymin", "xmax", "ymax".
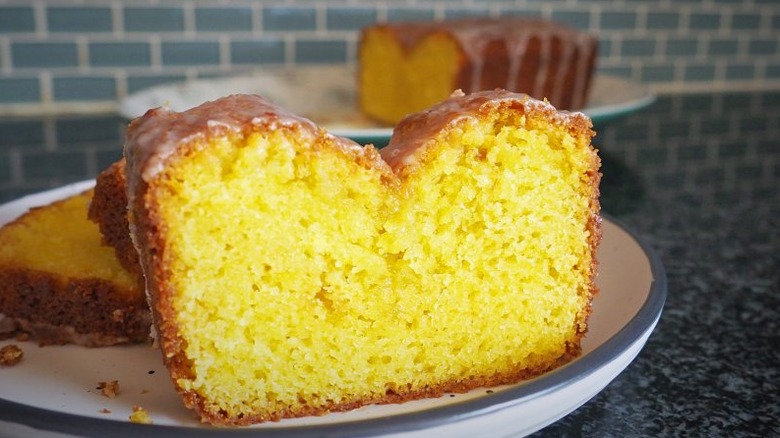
[
  {"xmin": 118, "ymin": 65, "xmax": 655, "ymax": 146},
  {"xmin": 0, "ymin": 181, "xmax": 665, "ymax": 438}
]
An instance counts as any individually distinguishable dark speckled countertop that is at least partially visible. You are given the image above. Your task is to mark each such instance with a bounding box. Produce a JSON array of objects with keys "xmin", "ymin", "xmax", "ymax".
[
  {"xmin": 535, "ymin": 91, "xmax": 780, "ymax": 437},
  {"xmin": 0, "ymin": 91, "xmax": 778, "ymax": 436}
]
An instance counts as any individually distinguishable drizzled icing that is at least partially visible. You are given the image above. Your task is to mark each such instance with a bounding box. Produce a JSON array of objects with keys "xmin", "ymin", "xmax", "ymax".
[
  {"xmin": 378, "ymin": 18, "xmax": 597, "ymax": 109},
  {"xmin": 380, "ymin": 89, "xmax": 592, "ymax": 171},
  {"xmin": 123, "ymin": 94, "xmax": 361, "ymax": 206}
]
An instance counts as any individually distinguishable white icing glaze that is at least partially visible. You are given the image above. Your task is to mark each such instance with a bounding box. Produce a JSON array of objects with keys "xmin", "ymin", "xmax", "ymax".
[{"xmin": 435, "ymin": 19, "xmax": 596, "ymax": 108}]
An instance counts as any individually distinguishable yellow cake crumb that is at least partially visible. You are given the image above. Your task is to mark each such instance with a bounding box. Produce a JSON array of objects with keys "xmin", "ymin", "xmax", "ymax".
[{"xmin": 129, "ymin": 406, "xmax": 152, "ymax": 424}]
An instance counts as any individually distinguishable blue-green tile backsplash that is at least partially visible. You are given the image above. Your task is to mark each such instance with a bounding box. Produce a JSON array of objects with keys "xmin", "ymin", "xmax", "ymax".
[{"xmin": 0, "ymin": 0, "xmax": 777, "ymax": 111}]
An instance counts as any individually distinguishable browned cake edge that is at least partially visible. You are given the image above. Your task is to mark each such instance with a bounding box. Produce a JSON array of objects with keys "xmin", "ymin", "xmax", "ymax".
[
  {"xmin": 0, "ymin": 267, "xmax": 150, "ymax": 347},
  {"xmin": 88, "ymin": 158, "xmax": 145, "ymax": 284}
]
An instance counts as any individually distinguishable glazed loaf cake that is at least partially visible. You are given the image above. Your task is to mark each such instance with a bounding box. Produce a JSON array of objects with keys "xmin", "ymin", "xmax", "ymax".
[
  {"xmin": 123, "ymin": 91, "xmax": 601, "ymax": 425},
  {"xmin": 359, "ymin": 18, "xmax": 598, "ymax": 125}
]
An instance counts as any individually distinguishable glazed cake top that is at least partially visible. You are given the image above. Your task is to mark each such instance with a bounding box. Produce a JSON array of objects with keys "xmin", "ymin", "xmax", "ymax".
[
  {"xmin": 380, "ymin": 89, "xmax": 594, "ymax": 171},
  {"xmin": 123, "ymin": 94, "xmax": 363, "ymax": 203}
]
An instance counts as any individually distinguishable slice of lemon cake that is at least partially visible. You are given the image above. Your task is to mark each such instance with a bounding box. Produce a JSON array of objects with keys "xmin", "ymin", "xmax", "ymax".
[
  {"xmin": 124, "ymin": 92, "xmax": 600, "ymax": 425},
  {"xmin": 0, "ymin": 190, "xmax": 150, "ymax": 346}
]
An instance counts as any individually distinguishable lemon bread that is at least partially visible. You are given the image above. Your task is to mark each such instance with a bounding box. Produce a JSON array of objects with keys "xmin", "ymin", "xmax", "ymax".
[
  {"xmin": 0, "ymin": 190, "xmax": 150, "ymax": 346},
  {"xmin": 359, "ymin": 18, "xmax": 598, "ymax": 125},
  {"xmin": 125, "ymin": 92, "xmax": 600, "ymax": 425}
]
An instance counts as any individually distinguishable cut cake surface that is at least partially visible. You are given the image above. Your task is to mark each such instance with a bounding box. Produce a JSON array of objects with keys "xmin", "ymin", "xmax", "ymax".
[
  {"xmin": 0, "ymin": 190, "xmax": 150, "ymax": 346},
  {"xmin": 124, "ymin": 92, "xmax": 601, "ymax": 425}
]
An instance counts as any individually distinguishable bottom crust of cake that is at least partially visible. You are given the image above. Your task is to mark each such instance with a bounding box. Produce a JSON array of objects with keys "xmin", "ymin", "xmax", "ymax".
[
  {"xmin": 0, "ymin": 269, "xmax": 151, "ymax": 347},
  {"xmin": 0, "ymin": 313, "xmax": 148, "ymax": 347}
]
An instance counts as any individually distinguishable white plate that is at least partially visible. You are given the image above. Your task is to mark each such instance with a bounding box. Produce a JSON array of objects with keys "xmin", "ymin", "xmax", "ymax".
[
  {"xmin": 0, "ymin": 182, "xmax": 666, "ymax": 438},
  {"xmin": 117, "ymin": 65, "xmax": 655, "ymax": 145}
]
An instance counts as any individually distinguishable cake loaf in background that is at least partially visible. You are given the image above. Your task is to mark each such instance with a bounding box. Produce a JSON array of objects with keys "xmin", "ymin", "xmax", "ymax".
[{"xmin": 359, "ymin": 18, "xmax": 598, "ymax": 125}]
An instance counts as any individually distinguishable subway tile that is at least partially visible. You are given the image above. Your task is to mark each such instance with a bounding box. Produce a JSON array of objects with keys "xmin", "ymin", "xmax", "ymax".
[
  {"xmin": 596, "ymin": 65, "xmax": 633, "ymax": 79},
  {"xmin": 0, "ymin": 156, "xmax": 10, "ymax": 184},
  {"xmin": 124, "ymin": 7, "xmax": 184, "ymax": 32},
  {"xmin": 55, "ymin": 116, "xmax": 122, "ymax": 145},
  {"xmin": 596, "ymin": 36, "xmax": 613, "ymax": 57},
  {"xmin": 0, "ymin": 6, "xmax": 35, "ymax": 33},
  {"xmin": 442, "ymin": 7, "xmax": 492, "ymax": 21},
  {"xmin": 721, "ymin": 93, "xmax": 753, "ymax": 111},
  {"xmin": 550, "ymin": 11, "xmax": 591, "ymax": 30},
  {"xmin": 22, "ymin": 150, "xmax": 87, "ymax": 180},
  {"xmin": 665, "ymin": 37, "xmax": 698, "ymax": 57},
  {"xmin": 679, "ymin": 94, "xmax": 717, "ymax": 112},
  {"xmin": 646, "ymin": 12, "xmax": 679, "ymax": 30},
  {"xmin": 599, "ymin": 11, "xmax": 637, "ymax": 30},
  {"xmin": 612, "ymin": 122, "xmax": 652, "ymax": 142},
  {"xmin": 692, "ymin": 167, "xmax": 727, "ymax": 187},
  {"xmin": 47, "ymin": 6, "xmax": 112, "ymax": 33},
  {"xmin": 760, "ymin": 91, "xmax": 780, "ymax": 108},
  {"xmin": 657, "ymin": 119, "xmax": 691, "ymax": 140},
  {"xmin": 767, "ymin": 61, "xmax": 780, "ymax": 79},
  {"xmin": 0, "ymin": 78, "xmax": 40, "ymax": 103},
  {"xmin": 635, "ymin": 145, "xmax": 669, "ymax": 166},
  {"xmin": 716, "ymin": 139, "xmax": 750, "ymax": 159},
  {"xmin": 294, "ymin": 39, "xmax": 347, "ymax": 64},
  {"xmin": 641, "ymin": 65, "xmax": 675, "ymax": 83},
  {"xmin": 699, "ymin": 116, "xmax": 732, "ymax": 136},
  {"xmin": 96, "ymin": 147, "xmax": 125, "ymax": 172},
  {"xmin": 127, "ymin": 74, "xmax": 187, "ymax": 94},
  {"xmin": 707, "ymin": 38, "xmax": 739, "ymax": 56},
  {"xmin": 53, "ymin": 76, "xmax": 116, "ymax": 102},
  {"xmin": 263, "ymin": 6, "xmax": 316, "ymax": 31},
  {"xmin": 195, "ymin": 7, "xmax": 253, "ymax": 32},
  {"xmin": 231, "ymin": 39, "xmax": 285, "ymax": 65},
  {"xmin": 677, "ymin": 142, "xmax": 708, "ymax": 163},
  {"xmin": 89, "ymin": 42, "xmax": 151, "ymax": 67},
  {"xmin": 724, "ymin": 63, "xmax": 755, "ymax": 81},
  {"xmin": 730, "ymin": 12, "xmax": 762, "ymax": 30},
  {"xmin": 620, "ymin": 38, "xmax": 656, "ymax": 57},
  {"xmin": 756, "ymin": 139, "xmax": 779, "ymax": 156},
  {"xmin": 0, "ymin": 119, "xmax": 45, "ymax": 149},
  {"xmin": 748, "ymin": 38, "xmax": 778, "ymax": 56},
  {"xmin": 689, "ymin": 12, "xmax": 721, "ymax": 30},
  {"xmin": 386, "ymin": 7, "xmax": 436, "ymax": 23},
  {"xmin": 161, "ymin": 41, "xmax": 221, "ymax": 66},
  {"xmin": 326, "ymin": 7, "xmax": 378, "ymax": 31},
  {"xmin": 12, "ymin": 42, "xmax": 78, "ymax": 68},
  {"xmin": 494, "ymin": 7, "xmax": 543, "ymax": 20},
  {"xmin": 738, "ymin": 115, "xmax": 770, "ymax": 134}
]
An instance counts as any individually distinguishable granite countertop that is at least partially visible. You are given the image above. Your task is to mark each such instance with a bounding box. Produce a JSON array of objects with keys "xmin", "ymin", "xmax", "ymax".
[
  {"xmin": 536, "ymin": 91, "xmax": 780, "ymax": 436},
  {"xmin": 0, "ymin": 90, "xmax": 778, "ymax": 436}
]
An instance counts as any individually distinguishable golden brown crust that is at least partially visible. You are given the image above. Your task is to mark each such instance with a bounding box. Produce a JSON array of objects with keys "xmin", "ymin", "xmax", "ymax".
[
  {"xmin": 0, "ymin": 267, "xmax": 150, "ymax": 346},
  {"xmin": 89, "ymin": 159, "xmax": 144, "ymax": 284}
]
